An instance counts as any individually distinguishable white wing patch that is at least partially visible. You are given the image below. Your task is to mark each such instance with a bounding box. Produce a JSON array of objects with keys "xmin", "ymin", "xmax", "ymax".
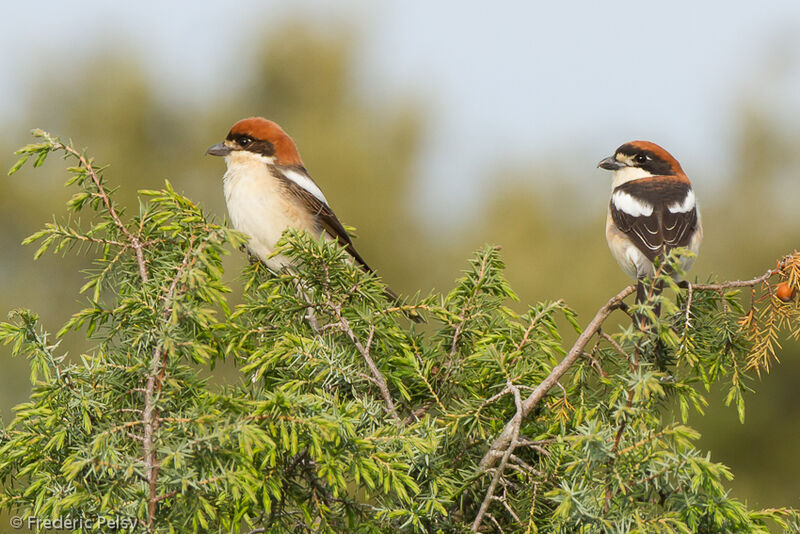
[
  {"xmin": 612, "ymin": 191, "xmax": 653, "ymax": 217},
  {"xmin": 668, "ymin": 189, "xmax": 695, "ymax": 213},
  {"xmin": 281, "ymin": 168, "xmax": 329, "ymax": 205}
]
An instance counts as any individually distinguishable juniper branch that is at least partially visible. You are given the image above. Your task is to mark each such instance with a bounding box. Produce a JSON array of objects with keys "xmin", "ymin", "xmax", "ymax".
[
  {"xmin": 480, "ymin": 285, "xmax": 635, "ymax": 470},
  {"xmin": 51, "ymin": 135, "xmax": 150, "ymax": 283},
  {"xmin": 143, "ymin": 236, "xmax": 195, "ymax": 531},
  {"xmin": 472, "ymin": 381, "xmax": 524, "ymax": 532},
  {"xmin": 480, "ymin": 262, "xmax": 793, "ymax": 473},
  {"xmin": 450, "ymin": 248, "xmax": 494, "ymax": 358},
  {"xmin": 333, "ymin": 305, "xmax": 399, "ymax": 421}
]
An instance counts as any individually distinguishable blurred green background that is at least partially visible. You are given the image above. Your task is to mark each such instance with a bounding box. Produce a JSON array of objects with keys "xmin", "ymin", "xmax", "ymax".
[{"xmin": 1, "ymin": 0, "xmax": 799, "ymax": 518}]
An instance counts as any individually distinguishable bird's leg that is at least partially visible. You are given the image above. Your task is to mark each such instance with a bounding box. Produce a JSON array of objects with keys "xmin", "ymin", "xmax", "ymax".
[{"xmin": 634, "ymin": 279, "xmax": 650, "ymax": 331}]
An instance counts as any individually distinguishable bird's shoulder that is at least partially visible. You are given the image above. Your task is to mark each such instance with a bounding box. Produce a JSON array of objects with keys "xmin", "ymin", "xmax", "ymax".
[
  {"xmin": 612, "ymin": 175, "xmax": 692, "ymax": 208},
  {"xmin": 269, "ymin": 164, "xmax": 374, "ymax": 272}
]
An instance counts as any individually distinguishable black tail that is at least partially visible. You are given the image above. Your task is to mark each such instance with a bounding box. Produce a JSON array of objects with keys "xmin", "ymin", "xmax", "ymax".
[{"xmin": 636, "ymin": 278, "xmax": 670, "ymax": 367}]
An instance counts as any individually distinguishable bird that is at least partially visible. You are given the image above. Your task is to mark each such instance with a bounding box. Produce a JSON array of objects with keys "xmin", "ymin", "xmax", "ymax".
[
  {"xmin": 598, "ymin": 141, "xmax": 702, "ymax": 321},
  {"xmin": 207, "ymin": 117, "xmax": 421, "ymax": 322}
]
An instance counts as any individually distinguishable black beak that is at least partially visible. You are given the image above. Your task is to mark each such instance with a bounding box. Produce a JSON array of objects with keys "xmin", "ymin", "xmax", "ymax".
[
  {"xmin": 597, "ymin": 156, "xmax": 623, "ymax": 171},
  {"xmin": 206, "ymin": 142, "xmax": 232, "ymax": 157}
]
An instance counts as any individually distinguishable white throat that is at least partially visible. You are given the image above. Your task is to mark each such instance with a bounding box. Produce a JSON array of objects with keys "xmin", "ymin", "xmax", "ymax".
[
  {"xmin": 611, "ymin": 166, "xmax": 654, "ymax": 189},
  {"xmin": 224, "ymin": 150, "xmax": 276, "ymax": 169}
]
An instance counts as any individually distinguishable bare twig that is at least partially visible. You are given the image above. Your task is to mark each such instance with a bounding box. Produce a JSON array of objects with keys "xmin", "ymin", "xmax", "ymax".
[
  {"xmin": 472, "ymin": 381, "xmax": 524, "ymax": 532},
  {"xmin": 472, "ymin": 266, "xmax": 788, "ymax": 527},
  {"xmin": 480, "ymin": 285, "xmax": 635, "ymax": 470},
  {"xmin": 692, "ymin": 268, "xmax": 778, "ymax": 292},
  {"xmin": 500, "ymin": 485, "xmax": 523, "ymax": 525},
  {"xmin": 333, "ymin": 307, "xmax": 399, "ymax": 421},
  {"xmin": 317, "ymin": 263, "xmax": 399, "ymax": 420},
  {"xmin": 479, "ymin": 268, "xmax": 785, "ymax": 473},
  {"xmin": 58, "ymin": 142, "xmax": 149, "ymax": 283},
  {"xmin": 597, "ymin": 330, "xmax": 629, "ymax": 363},
  {"xmin": 487, "ymin": 514, "xmax": 504, "ymax": 533},
  {"xmin": 583, "ymin": 344, "xmax": 608, "ymax": 377}
]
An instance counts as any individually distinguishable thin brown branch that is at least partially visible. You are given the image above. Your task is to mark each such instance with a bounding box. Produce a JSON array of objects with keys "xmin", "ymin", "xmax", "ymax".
[
  {"xmin": 604, "ymin": 386, "xmax": 635, "ymax": 514},
  {"xmin": 487, "ymin": 514, "xmax": 504, "ymax": 534},
  {"xmin": 617, "ymin": 429, "xmax": 666, "ymax": 457},
  {"xmin": 508, "ymin": 454, "xmax": 543, "ymax": 477},
  {"xmin": 155, "ymin": 490, "xmax": 179, "ymax": 503},
  {"xmin": 515, "ymin": 314, "xmax": 541, "ymax": 353},
  {"xmin": 501, "ymin": 489, "xmax": 523, "ymax": 525},
  {"xmin": 583, "ymin": 346, "xmax": 608, "ymax": 377},
  {"xmin": 480, "ymin": 285, "xmax": 635, "ymax": 470},
  {"xmin": 472, "ymin": 264, "xmax": 786, "ymax": 522},
  {"xmin": 598, "ymin": 330, "xmax": 627, "ymax": 361},
  {"xmin": 516, "ymin": 438, "xmax": 556, "ymax": 449},
  {"xmin": 472, "ymin": 381, "xmax": 524, "ymax": 532},
  {"xmin": 59, "ymin": 142, "xmax": 149, "ymax": 283},
  {"xmin": 142, "ymin": 366, "xmax": 160, "ymax": 528},
  {"xmin": 692, "ymin": 268, "xmax": 779, "ymax": 292},
  {"xmin": 475, "ymin": 385, "xmax": 511, "ymax": 413},
  {"xmin": 317, "ymin": 262, "xmax": 399, "ymax": 420},
  {"xmin": 142, "ymin": 237, "xmax": 196, "ymax": 531},
  {"xmin": 334, "ymin": 307, "xmax": 399, "ymax": 421}
]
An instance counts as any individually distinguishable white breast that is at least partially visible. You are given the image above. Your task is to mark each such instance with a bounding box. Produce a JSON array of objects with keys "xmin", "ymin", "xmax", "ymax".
[{"xmin": 222, "ymin": 156, "xmax": 315, "ymax": 270}]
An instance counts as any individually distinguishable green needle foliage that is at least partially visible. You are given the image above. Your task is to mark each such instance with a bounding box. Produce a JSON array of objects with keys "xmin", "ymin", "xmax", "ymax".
[{"xmin": 1, "ymin": 131, "xmax": 800, "ymax": 533}]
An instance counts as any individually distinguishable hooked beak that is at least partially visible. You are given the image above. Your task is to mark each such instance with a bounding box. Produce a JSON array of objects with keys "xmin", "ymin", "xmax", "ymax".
[
  {"xmin": 206, "ymin": 142, "xmax": 232, "ymax": 157},
  {"xmin": 597, "ymin": 156, "xmax": 624, "ymax": 171}
]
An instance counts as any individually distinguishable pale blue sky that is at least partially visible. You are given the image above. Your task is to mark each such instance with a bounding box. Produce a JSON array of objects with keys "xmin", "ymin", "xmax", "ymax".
[{"xmin": 2, "ymin": 1, "xmax": 799, "ymax": 220}]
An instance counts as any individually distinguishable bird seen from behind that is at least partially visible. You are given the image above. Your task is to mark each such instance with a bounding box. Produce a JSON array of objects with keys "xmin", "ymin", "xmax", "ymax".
[{"xmin": 598, "ymin": 141, "xmax": 703, "ymax": 323}]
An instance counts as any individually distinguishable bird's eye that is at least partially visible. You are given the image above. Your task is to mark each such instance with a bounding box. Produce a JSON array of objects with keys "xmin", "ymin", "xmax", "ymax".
[
  {"xmin": 634, "ymin": 154, "xmax": 648, "ymax": 164},
  {"xmin": 239, "ymin": 136, "xmax": 252, "ymax": 147}
]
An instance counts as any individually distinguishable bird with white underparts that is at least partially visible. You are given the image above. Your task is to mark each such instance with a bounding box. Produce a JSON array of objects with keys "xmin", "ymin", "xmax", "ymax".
[
  {"xmin": 598, "ymin": 141, "xmax": 703, "ymax": 323},
  {"xmin": 207, "ymin": 117, "xmax": 421, "ymax": 322}
]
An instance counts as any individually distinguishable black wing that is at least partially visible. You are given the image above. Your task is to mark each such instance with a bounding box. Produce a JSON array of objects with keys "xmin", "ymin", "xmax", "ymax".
[
  {"xmin": 611, "ymin": 177, "xmax": 698, "ymax": 263},
  {"xmin": 272, "ymin": 165, "xmax": 426, "ymax": 322},
  {"xmin": 273, "ymin": 165, "xmax": 374, "ymax": 273}
]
